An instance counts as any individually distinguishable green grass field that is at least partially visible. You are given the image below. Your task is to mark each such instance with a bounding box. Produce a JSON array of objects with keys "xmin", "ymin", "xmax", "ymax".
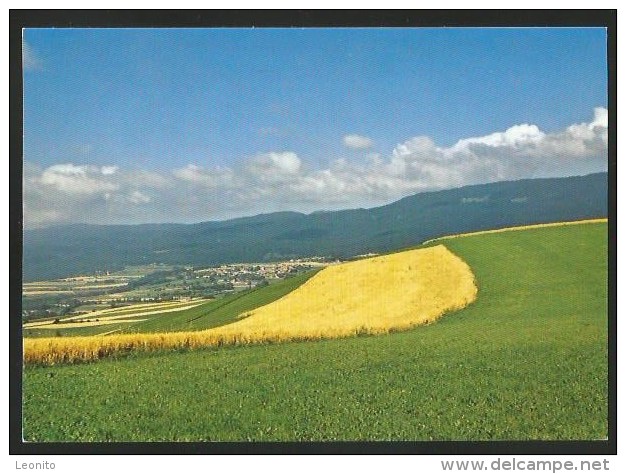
[
  {"xmin": 22, "ymin": 222, "xmax": 608, "ymax": 441},
  {"xmin": 22, "ymin": 271, "xmax": 319, "ymax": 338}
]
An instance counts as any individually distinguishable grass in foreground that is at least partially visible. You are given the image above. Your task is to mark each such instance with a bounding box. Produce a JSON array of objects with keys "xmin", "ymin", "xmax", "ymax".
[{"xmin": 22, "ymin": 222, "xmax": 608, "ymax": 441}]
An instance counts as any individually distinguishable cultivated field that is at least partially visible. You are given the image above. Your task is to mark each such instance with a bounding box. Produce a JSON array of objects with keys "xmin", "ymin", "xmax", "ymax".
[
  {"xmin": 23, "ymin": 300, "xmax": 205, "ymax": 327},
  {"xmin": 23, "ymin": 246, "xmax": 476, "ymax": 364},
  {"xmin": 22, "ymin": 222, "xmax": 608, "ymax": 441},
  {"xmin": 215, "ymin": 244, "xmax": 476, "ymax": 337},
  {"xmin": 22, "ymin": 271, "xmax": 319, "ymax": 339}
]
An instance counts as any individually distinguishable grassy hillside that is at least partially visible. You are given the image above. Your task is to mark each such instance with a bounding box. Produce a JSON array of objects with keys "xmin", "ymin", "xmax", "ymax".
[
  {"xmin": 23, "ymin": 271, "xmax": 319, "ymax": 338},
  {"xmin": 22, "ymin": 222, "xmax": 608, "ymax": 441}
]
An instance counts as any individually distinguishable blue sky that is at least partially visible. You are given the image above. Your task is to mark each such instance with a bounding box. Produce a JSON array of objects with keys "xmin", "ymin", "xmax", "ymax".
[{"xmin": 22, "ymin": 27, "xmax": 608, "ymax": 227}]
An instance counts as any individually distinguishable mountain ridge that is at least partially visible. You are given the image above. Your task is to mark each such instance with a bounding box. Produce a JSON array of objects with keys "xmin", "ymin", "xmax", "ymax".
[{"xmin": 23, "ymin": 172, "xmax": 608, "ymax": 281}]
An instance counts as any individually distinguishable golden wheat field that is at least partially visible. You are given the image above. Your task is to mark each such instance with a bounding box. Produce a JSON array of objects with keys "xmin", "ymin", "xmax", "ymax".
[{"xmin": 23, "ymin": 244, "xmax": 477, "ymax": 365}]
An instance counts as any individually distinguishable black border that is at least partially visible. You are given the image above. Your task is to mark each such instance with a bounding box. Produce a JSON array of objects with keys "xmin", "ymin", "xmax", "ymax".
[{"xmin": 10, "ymin": 9, "xmax": 617, "ymax": 456}]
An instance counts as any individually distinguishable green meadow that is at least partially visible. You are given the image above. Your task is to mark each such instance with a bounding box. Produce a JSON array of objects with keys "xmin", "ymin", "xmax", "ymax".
[{"xmin": 22, "ymin": 222, "xmax": 608, "ymax": 441}]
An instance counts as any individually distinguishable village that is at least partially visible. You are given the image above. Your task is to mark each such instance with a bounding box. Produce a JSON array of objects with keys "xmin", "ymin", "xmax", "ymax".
[{"xmin": 191, "ymin": 257, "xmax": 331, "ymax": 287}]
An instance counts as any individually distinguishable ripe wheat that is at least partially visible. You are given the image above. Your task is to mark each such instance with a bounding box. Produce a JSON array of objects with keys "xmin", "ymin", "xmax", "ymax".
[{"xmin": 23, "ymin": 245, "xmax": 477, "ymax": 365}]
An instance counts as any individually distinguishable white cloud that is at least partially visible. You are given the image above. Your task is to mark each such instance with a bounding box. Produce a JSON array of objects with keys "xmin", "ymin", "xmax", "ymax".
[
  {"xmin": 449, "ymin": 124, "xmax": 546, "ymax": 153},
  {"xmin": 385, "ymin": 107, "xmax": 608, "ymax": 189},
  {"xmin": 247, "ymin": 152, "xmax": 302, "ymax": 177},
  {"xmin": 343, "ymin": 134, "xmax": 374, "ymax": 150},
  {"xmin": 23, "ymin": 108, "xmax": 608, "ymax": 228},
  {"xmin": 134, "ymin": 169, "xmax": 174, "ymax": 189},
  {"xmin": 101, "ymin": 166, "xmax": 119, "ymax": 176},
  {"xmin": 173, "ymin": 164, "xmax": 236, "ymax": 188},
  {"xmin": 23, "ymin": 163, "xmax": 171, "ymax": 228},
  {"xmin": 128, "ymin": 190, "xmax": 151, "ymax": 204},
  {"xmin": 39, "ymin": 164, "xmax": 119, "ymax": 195},
  {"xmin": 173, "ymin": 164, "xmax": 212, "ymax": 183}
]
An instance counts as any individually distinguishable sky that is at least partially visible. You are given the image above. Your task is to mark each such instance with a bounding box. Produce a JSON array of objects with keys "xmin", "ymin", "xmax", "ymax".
[{"xmin": 22, "ymin": 27, "xmax": 608, "ymax": 228}]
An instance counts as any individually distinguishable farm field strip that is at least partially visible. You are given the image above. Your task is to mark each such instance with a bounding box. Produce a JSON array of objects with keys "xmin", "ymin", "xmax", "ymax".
[
  {"xmin": 23, "ymin": 245, "xmax": 477, "ymax": 364},
  {"xmin": 68, "ymin": 283, "xmax": 129, "ymax": 289},
  {"xmin": 24, "ymin": 282, "xmax": 129, "ymax": 290},
  {"xmin": 52, "ymin": 300, "xmax": 202, "ymax": 321},
  {"xmin": 95, "ymin": 274, "xmax": 144, "ymax": 279},
  {"xmin": 95, "ymin": 299, "xmax": 203, "ymax": 314},
  {"xmin": 84, "ymin": 302, "xmax": 205, "ymax": 320},
  {"xmin": 24, "ymin": 319, "xmax": 67, "ymax": 328},
  {"xmin": 24, "ymin": 281, "xmax": 77, "ymax": 288},
  {"xmin": 23, "ymin": 302, "xmax": 206, "ymax": 328},
  {"xmin": 422, "ymin": 218, "xmax": 607, "ymax": 244},
  {"xmin": 29, "ymin": 319, "xmax": 149, "ymax": 329},
  {"xmin": 22, "ymin": 290, "xmax": 75, "ymax": 296}
]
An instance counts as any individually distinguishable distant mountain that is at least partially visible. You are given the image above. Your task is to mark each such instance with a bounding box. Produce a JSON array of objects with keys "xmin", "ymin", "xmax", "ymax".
[{"xmin": 23, "ymin": 173, "xmax": 608, "ymax": 282}]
